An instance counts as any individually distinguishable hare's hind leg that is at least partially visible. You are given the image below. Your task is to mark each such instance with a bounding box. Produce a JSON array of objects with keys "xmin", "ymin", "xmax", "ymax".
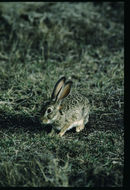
[
  {"xmin": 76, "ymin": 123, "xmax": 85, "ymax": 132},
  {"xmin": 76, "ymin": 114, "xmax": 89, "ymax": 132},
  {"xmin": 76, "ymin": 107, "xmax": 89, "ymax": 133},
  {"xmin": 76, "ymin": 119, "xmax": 84, "ymax": 132}
]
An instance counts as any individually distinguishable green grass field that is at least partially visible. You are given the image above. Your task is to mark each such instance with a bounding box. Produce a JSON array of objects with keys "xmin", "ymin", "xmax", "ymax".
[{"xmin": 0, "ymin": 2, "xmax": 124, "ymax": 187}]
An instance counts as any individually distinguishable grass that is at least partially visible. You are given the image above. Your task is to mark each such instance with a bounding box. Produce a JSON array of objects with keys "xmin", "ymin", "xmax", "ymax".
[{"xmin": 0, "ymin": 2, "xmax": 124, "ymax": 187}]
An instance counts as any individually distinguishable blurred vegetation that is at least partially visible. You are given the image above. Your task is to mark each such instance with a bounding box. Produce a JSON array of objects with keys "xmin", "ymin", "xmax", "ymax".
[{"xmin": 0, "ymin": 2, "xmax": 124, "ymax": 187}]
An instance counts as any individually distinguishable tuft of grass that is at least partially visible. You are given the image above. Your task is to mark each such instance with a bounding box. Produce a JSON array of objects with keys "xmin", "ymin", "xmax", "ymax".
[{"xmin": 0, "ymin": 2, "xmax": 124, "ymax": 187}]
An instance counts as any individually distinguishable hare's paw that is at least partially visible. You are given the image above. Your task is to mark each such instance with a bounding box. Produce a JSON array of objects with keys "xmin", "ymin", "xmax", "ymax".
[{"xmin": 58, "ymin": 131, "xmax": 65, "ymax": 137}]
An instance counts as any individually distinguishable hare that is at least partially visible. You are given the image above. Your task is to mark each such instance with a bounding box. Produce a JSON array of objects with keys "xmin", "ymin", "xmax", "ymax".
[{"xmin": 40, "ymin": 76, "xmax": 90, "ymax": 137}]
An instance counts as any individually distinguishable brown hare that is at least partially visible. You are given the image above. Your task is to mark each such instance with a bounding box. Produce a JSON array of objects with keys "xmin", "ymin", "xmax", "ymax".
[{"xmin": 40, "ymin": 76, "xmax": 90, "ymax": 137}]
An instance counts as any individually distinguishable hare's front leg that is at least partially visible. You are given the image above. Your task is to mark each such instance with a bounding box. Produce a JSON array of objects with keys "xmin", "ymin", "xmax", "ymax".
[
  {"xmin": 59, "ymin": 120, "xmax": 85, "ymax": 137},
  {"xmin": 58, "ymin": 125, "xmax": 69, "ymax": 137},
  {"xmin": 49, "ymin": 128, "xmax": 56, "ymax": 137}
]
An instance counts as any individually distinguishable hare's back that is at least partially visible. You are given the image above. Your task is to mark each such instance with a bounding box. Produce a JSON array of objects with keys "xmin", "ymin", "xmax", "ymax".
[{"xmin": 61, "ymin": 92, "xmax": 89, "ymax": 112}]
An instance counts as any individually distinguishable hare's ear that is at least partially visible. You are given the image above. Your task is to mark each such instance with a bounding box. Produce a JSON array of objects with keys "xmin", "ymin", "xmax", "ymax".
[
  {"xmin": 51, "ymin": 76, "xmax": 66, "ymax": 100},
  {"xmin": 57, "ymin": 81, "xmax": 73, "ymax": 101}
]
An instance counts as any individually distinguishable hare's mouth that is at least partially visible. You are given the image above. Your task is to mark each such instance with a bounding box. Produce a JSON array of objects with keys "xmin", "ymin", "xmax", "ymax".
[
  {"xmin": 46, "ymin": 119, "xmax": 52, "ymax": 124},
  {"xmin": 41, "ymin": 118, "xmax": 51, "ymax": 124},
  {"xmin": 41, "ymin": 117, "xmax": 53, "ymax": 124},
  {"xmin": 41, "ymin": 114, "xmax": 58, "ymax": 125}
]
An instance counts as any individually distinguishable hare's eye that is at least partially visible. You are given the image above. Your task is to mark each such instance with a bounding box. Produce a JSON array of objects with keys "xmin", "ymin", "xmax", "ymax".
[{"xmin": 47, "ymin": 108, "xmax": 52, "ymax": 114}]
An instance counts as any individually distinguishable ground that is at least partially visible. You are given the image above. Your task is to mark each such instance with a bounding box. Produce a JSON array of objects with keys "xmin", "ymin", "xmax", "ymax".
[{"xmin": 0, "ymin": 2, "xmax": 124, "ymax": 187}]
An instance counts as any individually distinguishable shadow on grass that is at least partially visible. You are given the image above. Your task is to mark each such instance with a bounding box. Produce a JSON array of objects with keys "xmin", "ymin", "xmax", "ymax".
[{"xmin": 0, "ymin": 111, "xmax": 52, "ymax": 133}]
